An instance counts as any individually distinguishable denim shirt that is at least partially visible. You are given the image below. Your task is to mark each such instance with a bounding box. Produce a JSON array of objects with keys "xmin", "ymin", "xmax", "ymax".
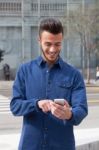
[{"xmin": 10, "ymin": 56, "xmax": 88, "ymax": 150}]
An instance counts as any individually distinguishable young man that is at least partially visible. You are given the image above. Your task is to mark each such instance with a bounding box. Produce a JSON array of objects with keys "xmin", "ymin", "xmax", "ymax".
[{"xmin": 10, "ymin": 18, "xmax": 88, "ymax": 150}]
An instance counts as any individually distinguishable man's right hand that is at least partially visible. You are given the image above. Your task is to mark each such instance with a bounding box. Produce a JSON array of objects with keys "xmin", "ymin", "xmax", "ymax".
[{"xmin": 38, "ymin": 100, "xmax": 52, "ymax": 113}]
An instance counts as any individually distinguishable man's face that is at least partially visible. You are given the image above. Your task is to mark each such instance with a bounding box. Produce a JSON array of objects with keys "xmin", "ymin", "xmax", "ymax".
[{"xmin": 39, "ymin": 31, "xmax": 63, "ymax": 65}]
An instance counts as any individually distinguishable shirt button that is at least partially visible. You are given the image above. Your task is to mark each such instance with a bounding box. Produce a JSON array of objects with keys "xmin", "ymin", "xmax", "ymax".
[
  {"xmin": 42, "ymin": 141, "xmax": 46, "ymax": 146},
  {"xmin": 45, "ymin": 127, "xmax": 48, "ymax": 130},
  {"xmin": 46, "ymin": 70, "xmax": 49, "ymax": 73},
  {"xmin": 48, "ymin": 80, "xmax": 51, "ymax": 84}
]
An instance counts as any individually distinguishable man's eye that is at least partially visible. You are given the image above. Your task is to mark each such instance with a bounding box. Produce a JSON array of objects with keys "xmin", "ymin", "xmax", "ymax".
[
  {"xmin": 46, "ymin": 43, "xmax": 51, "ymax": 47},
  {"xmin": 55, "ymin": 43, "xmax": 61, "ymax": 47}
]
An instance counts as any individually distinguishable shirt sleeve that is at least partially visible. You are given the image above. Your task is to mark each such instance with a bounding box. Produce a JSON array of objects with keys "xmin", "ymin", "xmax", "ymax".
[
  {"xmin": 10, "ymin": 65, "xmax": 41, "ymax": 116},
  {"xmin": 68, "ymin": 70, "xmax": 88, "ymax": 125}
]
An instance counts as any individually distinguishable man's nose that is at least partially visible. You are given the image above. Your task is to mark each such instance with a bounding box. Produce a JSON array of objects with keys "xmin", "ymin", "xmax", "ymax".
[{"xmin": 49, "ymin": 45, "xmax": 55, "ymax": 52}]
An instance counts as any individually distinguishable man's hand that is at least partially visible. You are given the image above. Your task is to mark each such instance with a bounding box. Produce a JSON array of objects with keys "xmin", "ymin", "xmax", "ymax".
[
  {"xmin": 50, "ymin": 100, "xmax": 72, "ymax": 120},
  {"xmin": 38, "ymin": 100, "xmax": 52, "ymax": 113}
]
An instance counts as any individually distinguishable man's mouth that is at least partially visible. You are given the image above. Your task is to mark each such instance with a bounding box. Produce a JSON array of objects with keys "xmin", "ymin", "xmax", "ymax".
[{"xmin": 48, "ymin": 52, "xmax": 57, "ymax": 57}]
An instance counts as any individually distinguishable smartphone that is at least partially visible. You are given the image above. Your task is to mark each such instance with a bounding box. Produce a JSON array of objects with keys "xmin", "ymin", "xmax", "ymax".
[{"xmin": 54, "ymin": 99, "xmax": 65, "ymax": 106}]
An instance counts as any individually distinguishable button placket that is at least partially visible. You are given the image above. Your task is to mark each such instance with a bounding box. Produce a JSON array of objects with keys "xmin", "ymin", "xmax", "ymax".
[
  {"xmin": 46, "ymin": 69, "xmax": 51, "ymax": 99},
  {"xmin": 41, "ymin": 129, "xmax": 48, "ymax": 148}
]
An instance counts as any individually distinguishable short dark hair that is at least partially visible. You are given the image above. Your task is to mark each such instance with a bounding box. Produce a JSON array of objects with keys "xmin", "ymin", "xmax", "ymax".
[{"xmin": 39, "ymin": 18, "xmax": 64, "ymax": 37}]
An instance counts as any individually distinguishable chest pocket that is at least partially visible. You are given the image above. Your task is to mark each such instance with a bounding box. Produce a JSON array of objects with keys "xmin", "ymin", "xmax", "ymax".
[{"xmin": 55, "ymin": 80, "xmax": 72, "ymax": 99}]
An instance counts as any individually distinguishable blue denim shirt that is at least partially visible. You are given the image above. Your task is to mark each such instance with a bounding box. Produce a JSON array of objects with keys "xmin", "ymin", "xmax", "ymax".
[{"xmin": 10, "ymin": 56, "xmax": 88, "ymax": 150}]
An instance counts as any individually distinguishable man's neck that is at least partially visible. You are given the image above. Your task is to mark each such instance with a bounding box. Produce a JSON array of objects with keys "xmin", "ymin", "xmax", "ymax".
[{"xmin": 41, "ymin": 54, "xmax": 58, "ymax": 68}]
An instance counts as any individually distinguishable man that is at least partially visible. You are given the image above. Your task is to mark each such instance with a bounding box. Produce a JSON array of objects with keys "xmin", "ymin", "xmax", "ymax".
[
  {"xmin": 3, "ymin": 63, "xmax": 10, "ymax": 80},
  {"xmin": 10, "ymin": 18, "xmax": 88, "ymax": 150},
  {"xmin": 96, "ymin": 66, "xmax": 99, "ymax": 81}
]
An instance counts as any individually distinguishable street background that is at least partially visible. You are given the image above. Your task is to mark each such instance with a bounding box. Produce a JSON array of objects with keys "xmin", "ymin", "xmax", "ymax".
[{"xmin": 0, "ymin": 80, "xmax": 99, "ymax": 149}]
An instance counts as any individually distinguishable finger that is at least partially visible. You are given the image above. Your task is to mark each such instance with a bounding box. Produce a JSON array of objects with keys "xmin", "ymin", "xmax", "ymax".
[
  {"xmin": 51, "ymin": 106, "xmax": 64, "ymax": 115},
  {"xmin": 64, "ymin": 100, "xmax": 70, "ymax": 107},
  {"xmin": 52, "ymin": 110, "xmax": 64, "ymax": 119},
  {"xmin": 51, "ymin": 102, "xmax": 63, "ymax": 110},
  {"xmin": 42, "ymin": 105, "xmax": 49, "ymax": 112}
]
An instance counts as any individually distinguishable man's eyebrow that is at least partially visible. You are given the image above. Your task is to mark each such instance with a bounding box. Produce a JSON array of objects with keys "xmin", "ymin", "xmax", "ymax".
[
  {"xmin": 54, "ymin": 42, "xmax": 62, "ymax": 45},
  {"xmin": 45, "ymin": 42, "xmax": 62, "ymax": 45},
  {"xmin": 45, "ymin": 42, "xmax": 51, "ymax": 44},
  {"xmin": 45, "ymin": 42, "xmax": 61, "ymax": 43}
]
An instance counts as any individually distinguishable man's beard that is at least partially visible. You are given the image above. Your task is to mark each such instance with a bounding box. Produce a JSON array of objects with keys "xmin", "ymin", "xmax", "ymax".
[{"xmin": 40, "ymin": 46, "xmax": 60, "ymax": 64}]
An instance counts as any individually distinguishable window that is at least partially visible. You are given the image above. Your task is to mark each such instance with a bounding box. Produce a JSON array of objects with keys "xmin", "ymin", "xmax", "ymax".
[
  {"xmin": 31, "ymin": 3, "xmax": 67, "ymax": 11},
  {"xmin": 0, "ymin": 2, "xmax": 21, "ymax": 13},
  {"xmin": 31, "ymin": 3, "xmax": 38, "ymax": 12}
]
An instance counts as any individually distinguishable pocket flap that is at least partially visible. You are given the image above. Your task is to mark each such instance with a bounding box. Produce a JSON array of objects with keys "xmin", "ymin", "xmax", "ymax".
[{"xmin": 57, "ymin": 80, "xmax": 72, "ymax": 88}]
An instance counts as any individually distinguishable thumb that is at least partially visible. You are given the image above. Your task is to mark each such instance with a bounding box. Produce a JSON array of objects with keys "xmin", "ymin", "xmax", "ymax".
[{"xmin": 64, "ymin": 100, "xmax": 70, "ymax": 107}]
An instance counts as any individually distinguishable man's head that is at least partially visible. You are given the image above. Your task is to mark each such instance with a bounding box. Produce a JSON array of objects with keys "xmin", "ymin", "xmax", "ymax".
[
  {"xmin": 38, "ymin": 18, "xmax": 64, "ymax": 65},
  {"xmin": 39, "ymin": 18, "xmax": 63, "ymax": 37}
]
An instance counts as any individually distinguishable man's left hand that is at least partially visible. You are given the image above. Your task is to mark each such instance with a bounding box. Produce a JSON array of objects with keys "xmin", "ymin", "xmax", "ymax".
[{"xmin": 50, "ymin": 100, "xmax": 72, "ymax": 120}]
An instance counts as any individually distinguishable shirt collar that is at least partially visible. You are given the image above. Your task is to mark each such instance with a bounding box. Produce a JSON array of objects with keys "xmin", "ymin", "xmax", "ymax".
[
  {"xmin": 36, "ymin": 56, "xmax": 46, "ymax": 66},
  {"xmin": 36, "ymin": 55, "xmax": 64, "ymax": 69}
]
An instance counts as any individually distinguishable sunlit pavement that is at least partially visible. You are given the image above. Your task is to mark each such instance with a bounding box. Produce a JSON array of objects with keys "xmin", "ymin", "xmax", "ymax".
[
  {"xmin": 0, "ymin": 128, "xmax": 99, "ymax": 150},
  {"xmin": 0, "ymin": 133, "xmax": 19, "ymax": 150},
  {"xmin": 75, "ymin": 128, "xmax": 99, "ymax": 146}
]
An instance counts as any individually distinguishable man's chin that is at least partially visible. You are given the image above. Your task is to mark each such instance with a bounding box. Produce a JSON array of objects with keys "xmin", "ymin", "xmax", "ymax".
[
  {"xmin": 48, "ymin": 56, "xmax": 57, "ymax": 60},
  {"xmin": 48, "ymin": 58, "xmax": 57, "ymax": 64}
]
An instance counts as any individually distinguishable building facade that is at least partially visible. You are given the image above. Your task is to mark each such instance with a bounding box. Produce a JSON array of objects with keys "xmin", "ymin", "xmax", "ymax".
[{"xmin": 0, "ymin": 0, "xmax": 97, "ymax": 79}]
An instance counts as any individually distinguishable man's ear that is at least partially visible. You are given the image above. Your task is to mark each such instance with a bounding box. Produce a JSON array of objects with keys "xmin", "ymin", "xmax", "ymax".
[{"xmin": 38, "ymin": 36, "xmax": 41, "ymax": 44}]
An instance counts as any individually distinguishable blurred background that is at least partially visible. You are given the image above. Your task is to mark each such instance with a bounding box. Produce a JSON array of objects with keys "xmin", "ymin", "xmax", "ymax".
[
  {"xmin": 0, "ymin": 0, "xmax": 99, "ymax": 150},
  {"xmin": 0, "ymin": 0, "xmax": 99, "ymax": 83}
]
